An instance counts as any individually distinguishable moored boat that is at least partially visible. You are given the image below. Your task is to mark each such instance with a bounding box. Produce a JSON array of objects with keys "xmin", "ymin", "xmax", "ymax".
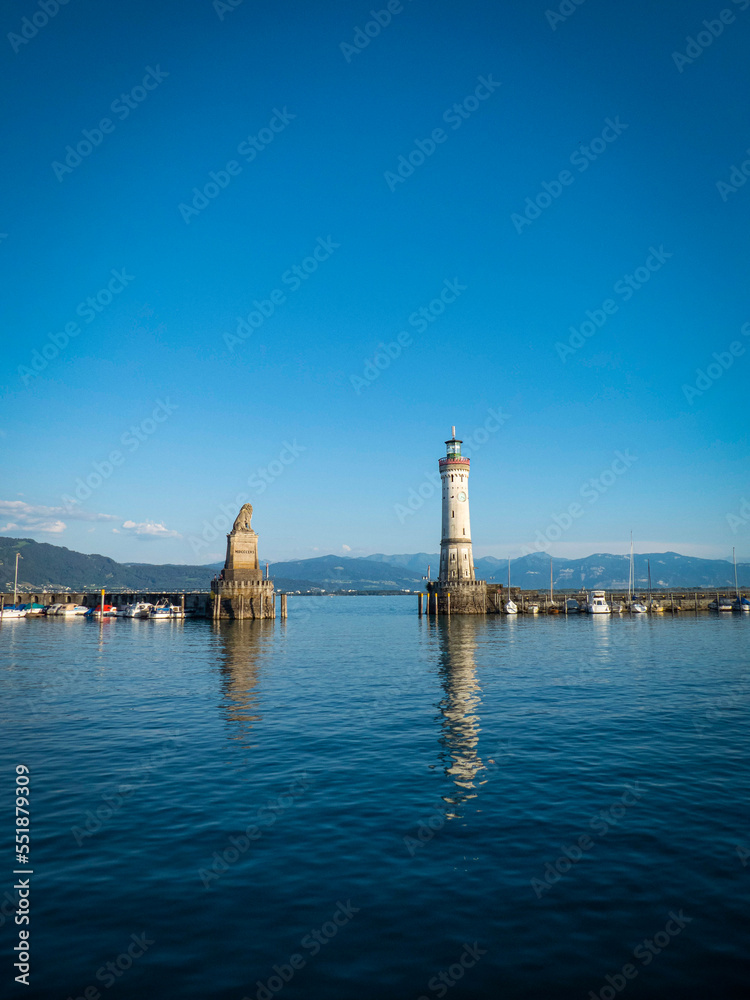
[
  {"xmin": 85, "ymin": 604, "xmax": 117, "ymax": 618},
  {"xmin": 586, "ymin": 591, "xmax": 610, "ymax": 614},
  {"xmin": 504, "ymin": 600, "xmax": 518, "ymax": 615},
  {"xmin": 0, "ymin": 606, "xmax": 27, "ymax": 619},
  {"xmin": 565, "ymin": 599, "xmax": 581, "ymax": 613},
  {"xmin": 58, "ymin": 604, "xmax": 88, "ymax": 616}
]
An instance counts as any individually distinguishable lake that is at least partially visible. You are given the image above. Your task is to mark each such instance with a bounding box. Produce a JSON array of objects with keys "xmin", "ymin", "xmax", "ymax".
[{"xmin": 1, "ymin": 598, "xmax": 748, "ymax": 999}]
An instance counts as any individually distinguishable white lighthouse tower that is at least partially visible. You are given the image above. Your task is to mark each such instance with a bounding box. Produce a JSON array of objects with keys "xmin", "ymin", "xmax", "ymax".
[
  {"xmin": 425, "ymin": 427, "xmax": 488, "ymax": 615},
  {"xmin": 439, "ymin": 426, "xmax": 476, "ymax": 582}
]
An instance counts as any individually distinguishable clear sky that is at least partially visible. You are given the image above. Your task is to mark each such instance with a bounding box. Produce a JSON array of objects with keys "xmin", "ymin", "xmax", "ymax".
[{"xmin": 1, "ymin": 0, "xmax": 749, "ymax": 565}]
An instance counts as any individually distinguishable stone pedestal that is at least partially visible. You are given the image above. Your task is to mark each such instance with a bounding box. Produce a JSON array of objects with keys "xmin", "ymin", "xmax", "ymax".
[
  {"xmin": 427, "ymin": 580, "xmax": 489, "ymax": 615},
  {"xmin": 213, "ymin": 504, "xmax": 275, "ymax": 619}
]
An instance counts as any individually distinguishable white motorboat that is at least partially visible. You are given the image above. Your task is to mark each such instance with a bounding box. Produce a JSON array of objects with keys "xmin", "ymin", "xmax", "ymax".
[
  {"xmin": 45, "ymin": 603, "xmax": 65, "ymax": 616},
  {"xmin": 586, "ymin": 590, "xmax": 610, "ymax": 614},
  {"xmin": 526, "ymin": 603, "xmax": 539, "ymax": 614},
  {"xmin": 120, "ymin": 602, "xmax": 153, "ymax": 618},
  {"xmin": 168, "ymin": 603, "xmax": 185, "ymax": 618},
  {"xmin": 0, "ymin": 607, "xmax": 27, "ymax": 619},
  {"xmin": 58, "ymin": 604, "xmax": 88, "ymax": 616},
  {"xmin": 149, "ymin": 604, "xmax": 173, "ymax": 619}
]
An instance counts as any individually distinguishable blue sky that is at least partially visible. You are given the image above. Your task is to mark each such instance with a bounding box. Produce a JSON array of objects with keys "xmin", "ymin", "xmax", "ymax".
[{"xmin": 1, "ymin": 0, "xmax": 749, "ymax": 565}]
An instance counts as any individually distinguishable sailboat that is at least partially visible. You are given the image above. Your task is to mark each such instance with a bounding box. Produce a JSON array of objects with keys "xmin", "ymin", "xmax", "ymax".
[
  {"xmin": 504, "ymin": 557, "xmax": 517, "ymax": 615},
  {"xmin": 548, "ymin": 557, "xmax": 561, "ymax": 612},
  {"xmin": 628, "ymin": 534, "xmax": 647, "ymax": 613},
  {"xmin": 732, "ymin": 547, "xmax": 749, "ymax": 611}
]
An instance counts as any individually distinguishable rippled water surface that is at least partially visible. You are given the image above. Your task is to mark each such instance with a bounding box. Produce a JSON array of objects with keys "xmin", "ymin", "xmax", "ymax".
[{"xmin": 1, "ymin": 598, "xmax": 749, "ymax": 999}]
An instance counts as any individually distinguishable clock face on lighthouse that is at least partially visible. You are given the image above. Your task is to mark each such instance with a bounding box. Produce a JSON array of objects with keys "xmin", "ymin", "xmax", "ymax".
[{"xmin": 458, "ymin": 491, "xmax": 467, "ymax": 502}]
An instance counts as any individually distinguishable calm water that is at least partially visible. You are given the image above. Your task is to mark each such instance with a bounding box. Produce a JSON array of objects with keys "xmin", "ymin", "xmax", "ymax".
[{"xmin": 1, "ymin": 598, "xmax": 748, "ymax": 1000}]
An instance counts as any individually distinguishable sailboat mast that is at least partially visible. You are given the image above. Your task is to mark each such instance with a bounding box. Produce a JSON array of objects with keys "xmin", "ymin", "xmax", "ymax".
[
  {"xmin": 550, "ymin": 558, "xmax": 553, "ymax": 603},
  {"xmin": 734, "ymin": 547, "xmax": 739, "ymax": 597}
]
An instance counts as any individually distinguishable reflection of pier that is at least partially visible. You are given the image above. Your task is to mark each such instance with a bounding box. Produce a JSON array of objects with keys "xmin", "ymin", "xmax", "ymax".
[
  {"xmin": 432, "ymin": 617, "xmax": 485, "ymax": 817},
  {"xmin": 216, "ymin": 620, "xmax": 273, "ymax": 750}
]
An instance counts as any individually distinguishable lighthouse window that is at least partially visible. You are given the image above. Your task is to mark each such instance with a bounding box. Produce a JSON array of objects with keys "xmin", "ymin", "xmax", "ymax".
[
  {"xmin": 463, "ymin": 528, "xmax": 465, "ymax": 535},
  {"xmin": 451, "ymin": 511, "xmax": 454, "ymax": 517}
]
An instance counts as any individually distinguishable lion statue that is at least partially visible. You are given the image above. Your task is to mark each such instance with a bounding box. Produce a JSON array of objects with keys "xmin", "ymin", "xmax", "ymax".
[{"xmin": 232, "ymin": 503, "xmax": 254, "ymax": 531}]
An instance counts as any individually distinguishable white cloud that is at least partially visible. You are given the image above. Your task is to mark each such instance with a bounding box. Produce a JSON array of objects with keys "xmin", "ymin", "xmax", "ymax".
[
  {"xmin": 342, "ymin": 544, "xmax": 351, "ymax": 552},
  {"xmin": 121, "ymin": 520, "xmax": 182, "ymax": 539},
  {"xmin": 0, "ymin": 499, "xmax": 118, "ymax": 535}
]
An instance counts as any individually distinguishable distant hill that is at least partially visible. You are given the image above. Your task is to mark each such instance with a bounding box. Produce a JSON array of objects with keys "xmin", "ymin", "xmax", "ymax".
[
  {"xmin": 1, "ymin": 536, "xmax": 747, "ymax": 593},
  {"xmin": 367, "ymin": 550, "xmax": 750, "ymax": 590}
]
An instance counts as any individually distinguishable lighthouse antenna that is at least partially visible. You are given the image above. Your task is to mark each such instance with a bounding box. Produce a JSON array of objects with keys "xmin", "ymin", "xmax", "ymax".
[{"xmin": 451, "ymin": 425, "xmax": 456, "ymax": 438}]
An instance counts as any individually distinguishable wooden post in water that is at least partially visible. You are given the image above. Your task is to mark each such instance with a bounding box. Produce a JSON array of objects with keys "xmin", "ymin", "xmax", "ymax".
[
  {"xmin": 671, "ymin": 592, "xmax": 675, "ymax": 614},
  {"xmin": 181, "ymin": 594, "xmax": 185, "ymax": 617},
  {"xmin": 418, "ymin": 592, "xmax": 423, "ymax": 616},
  {"xmin": 446, "ymin": 592, "xmax": 450, "ymax": 617},
  {"xmin": 281, "ymin": 593, "xmax": 288, "ymax": 619}
]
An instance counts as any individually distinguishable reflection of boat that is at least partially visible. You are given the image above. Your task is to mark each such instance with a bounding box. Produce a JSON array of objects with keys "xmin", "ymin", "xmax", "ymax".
[{"xmin": 586, "ymin": 591, "xmax": 610, "ymax": 614}]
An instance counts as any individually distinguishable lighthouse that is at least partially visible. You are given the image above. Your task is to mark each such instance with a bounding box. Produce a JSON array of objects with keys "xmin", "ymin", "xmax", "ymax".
[
  {"xmin": 439, "ymin": 426, "xmax": 476, "ymax": 582},
  {"xmin": 425, "ymin": 427, "xmax": 489, "ymax": 615}
]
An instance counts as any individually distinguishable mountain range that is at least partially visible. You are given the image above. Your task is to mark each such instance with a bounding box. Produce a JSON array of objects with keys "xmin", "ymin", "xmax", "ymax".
[{"xmin": 1, "ymin": 536, "xmax": 747, "ymax": 593}]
